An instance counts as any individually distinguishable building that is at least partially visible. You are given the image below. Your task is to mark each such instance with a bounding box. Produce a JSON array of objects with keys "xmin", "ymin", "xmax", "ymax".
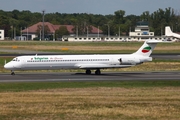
[
  {"xmin": 129, "ymin": 21, "xmax": 154, "ymax": 41},
  {"xmin": 21, "ymin": 22, "xmax": 103, "ymax": 40},
  {"xmin": 0, "ymin": 29, "xmax": 4, "ymax": 40},
  {"xmin": 20, "ymin": 21, "xmax": 177, "ymax": 42},
  {"xmin": 63, "ymin": 21, "xmax": 159, "ymax": 42},
  {"xmin": 15, "ymin": 36, "xmax": 27, "ymax": 41}
]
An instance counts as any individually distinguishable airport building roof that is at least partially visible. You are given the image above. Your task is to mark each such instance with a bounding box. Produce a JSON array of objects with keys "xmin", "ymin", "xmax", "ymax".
[{"xmin": 21, "ymin": 22, "xmax": 103, "ymax": 34}]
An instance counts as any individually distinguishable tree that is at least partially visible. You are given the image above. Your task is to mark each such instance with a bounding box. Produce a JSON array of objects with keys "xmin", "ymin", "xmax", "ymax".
[
  {"xmin": 0, "ymin": 15, "xmax": 11, "ymax": 37},
  {"xmin": 55, "ymin": 26, "xmax": 69, "ymax": 38},
  {"xmin": 140, "ymin": 11, "xmax": 150, "ymax": 21},
  {"xmin": 114, "ymin": 10, "xmax": 126, "ymax": 24},
  {"xmin": 150, "ymin": 7, "xmax": 177, "ymax": 35},
  {"xmin": 0, "ymin": 8, "xmax": 180, "ymax": 38}
]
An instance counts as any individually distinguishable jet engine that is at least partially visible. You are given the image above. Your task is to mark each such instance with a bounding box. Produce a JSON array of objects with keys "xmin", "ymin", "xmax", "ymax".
[{"xmin": 119, "ymin": 58, "xmax": 142, "ymax": 65}]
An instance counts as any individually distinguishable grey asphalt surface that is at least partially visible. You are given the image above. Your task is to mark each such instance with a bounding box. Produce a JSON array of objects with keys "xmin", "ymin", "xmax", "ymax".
[{"xmin": 0, "ymin": 71, "xmax": 180, "ymax": 83}]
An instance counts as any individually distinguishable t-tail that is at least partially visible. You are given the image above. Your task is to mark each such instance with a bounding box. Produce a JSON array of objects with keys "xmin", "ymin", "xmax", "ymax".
[
  {"xmin": 165, "ymin": 26, "xmax": 173, "ymax": 36},
  {"xmin": 133, "ymin": 40, "xmax": 161, "ymax": 57},
  {"xmin": 165, "ymin": 26, "xmax": 180, "ymax": 39}
]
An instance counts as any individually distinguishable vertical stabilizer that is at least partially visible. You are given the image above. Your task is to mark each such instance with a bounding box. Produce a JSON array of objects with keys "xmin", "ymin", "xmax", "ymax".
[
  {"xmin": 165, "ymin": 26, "xmax": 173, "ymax": 36},
  {"xmin": 133, "ymin": 40, "xmax": 160, "ymax": 57},
  {"xmin": 165, "ymin": 26, "xmax": 180, "ymax": 39}
]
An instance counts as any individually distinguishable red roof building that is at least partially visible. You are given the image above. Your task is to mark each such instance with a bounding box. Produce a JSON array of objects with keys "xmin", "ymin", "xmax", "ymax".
[{"xmin": 22, "ymin": 22, "xmax": 103, "ymax": 40}]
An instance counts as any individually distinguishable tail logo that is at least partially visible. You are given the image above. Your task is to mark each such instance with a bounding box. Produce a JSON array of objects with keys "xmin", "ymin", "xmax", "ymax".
[{"xmin": 142, "ymin": 46, "xmax": 151, "ymax": 53}]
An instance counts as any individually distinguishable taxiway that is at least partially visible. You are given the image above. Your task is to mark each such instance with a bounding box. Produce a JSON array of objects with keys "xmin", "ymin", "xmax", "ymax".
[{"xmin": 0, "ymin": 72, "xmax": 180, "ymax": 83}]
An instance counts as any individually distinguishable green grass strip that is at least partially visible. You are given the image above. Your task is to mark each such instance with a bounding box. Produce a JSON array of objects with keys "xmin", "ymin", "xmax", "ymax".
[{"xmin": 0, "ymin": 80, "xmax": 180, "ymax": 92}]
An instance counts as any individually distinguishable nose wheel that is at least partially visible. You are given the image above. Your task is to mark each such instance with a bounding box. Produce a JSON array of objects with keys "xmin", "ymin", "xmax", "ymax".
[{"xmin": 11, "ymin": 70, "xmax": 15, "ymax": 75}]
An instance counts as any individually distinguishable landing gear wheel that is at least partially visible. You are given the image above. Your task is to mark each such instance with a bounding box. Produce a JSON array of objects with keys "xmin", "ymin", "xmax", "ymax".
[
  {"xmin": 86, "ymin": 70, "xmax": 91, "ymax": 74},
  {"xmin": 11, "ymin": 71, "xmax": 15, "ymax": 75},
  {"xmin": 95, "ymin": 69, "xmax": 101, "ymax": 75}
]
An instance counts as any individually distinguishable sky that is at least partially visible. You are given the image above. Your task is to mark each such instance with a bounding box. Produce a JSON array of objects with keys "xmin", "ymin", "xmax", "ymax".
[{"xmin": 0, "ymin": 0, "xmax": 180, "ymax": 16}]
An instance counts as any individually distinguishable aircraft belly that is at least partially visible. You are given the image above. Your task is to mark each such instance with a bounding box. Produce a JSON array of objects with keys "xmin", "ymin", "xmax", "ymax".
[
  {"xmin": 77, "ymin": 64, "xmax": 134, "ymax": 69},
  {"xmin": 22, "ymin": 61, "xmax": 134, "ymax": 70},
  {"xmin": 23, "ymin": 62, "xmax": 76, "ymax": 70}
]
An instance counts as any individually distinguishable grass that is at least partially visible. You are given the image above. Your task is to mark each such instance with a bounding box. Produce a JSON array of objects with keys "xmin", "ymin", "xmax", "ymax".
[
  {"xmin": 0, "ymin": 81, "xmax": 180, "ymax": 92},
  {"xmin": 1, "ymin": 41, "xmax": 180, "ymax": 53},
  {"xmin": 0, "ymin": 40, "xmax": 179, "ymax": 47},
  {"xmin": 0, "ymin": 81, "xmax": 180, "ymax": 120}
]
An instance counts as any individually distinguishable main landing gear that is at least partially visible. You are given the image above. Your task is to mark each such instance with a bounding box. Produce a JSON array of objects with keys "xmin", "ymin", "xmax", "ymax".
[
  {"xmin": 86, "ymin": 70, "xmax": 91, "ymax": 74},
  {"xmin": 86, "ymin": 69, "xmax": 101, "ymax": 75},
  {"xmin": 11, "ymin": 70, "xmax": 15, "ymax": 75},
  {"xmin": 95, "ymin": 69, "xmax": 101, "ymax": 75}
]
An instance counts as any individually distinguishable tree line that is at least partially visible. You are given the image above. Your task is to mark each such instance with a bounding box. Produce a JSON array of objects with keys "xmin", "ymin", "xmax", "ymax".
[{"xmin": 0, "ymin": 7, "xmax": 179, "ymax": 38}]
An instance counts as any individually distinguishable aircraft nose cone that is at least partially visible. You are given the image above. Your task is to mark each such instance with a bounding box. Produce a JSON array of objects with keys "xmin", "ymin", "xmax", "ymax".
[{"xmin": 4, "ymin": 63, "xmax": 13, "ymax": 70}]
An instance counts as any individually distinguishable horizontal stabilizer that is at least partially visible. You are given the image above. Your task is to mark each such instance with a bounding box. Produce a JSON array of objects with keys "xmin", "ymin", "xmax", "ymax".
[{"xmin": 146, "ymin": 40, "xmax": 162, "ymax": 43}]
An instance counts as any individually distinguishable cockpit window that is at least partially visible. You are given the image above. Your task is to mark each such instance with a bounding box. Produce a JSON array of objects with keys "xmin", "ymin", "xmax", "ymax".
[
  {"xmin": 12, "ymin": 58, "xmax": 19, "ymax": 62},
  {"xmin": 12, "ymin": 58, "xmax": 16, "ymax": 61}
]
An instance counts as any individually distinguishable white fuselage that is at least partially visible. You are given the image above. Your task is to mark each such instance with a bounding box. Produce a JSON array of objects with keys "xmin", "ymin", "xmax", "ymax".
[
  {"xmin": 4, "ymin": 40, "xmax": 161, "ymax": 75},
  {"xmin": 4, "ymin": 54, "xmax": 152, "ymax": 71}
]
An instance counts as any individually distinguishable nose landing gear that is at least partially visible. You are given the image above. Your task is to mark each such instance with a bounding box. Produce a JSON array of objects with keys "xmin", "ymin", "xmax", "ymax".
[{"xmin": 11, "ymin": 70, "xmax": 15, "ymax": 75}]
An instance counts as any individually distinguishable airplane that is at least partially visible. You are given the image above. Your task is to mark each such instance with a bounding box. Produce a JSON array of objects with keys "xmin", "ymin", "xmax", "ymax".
[
  {"xmin": 165, "ymin": 26, "xmax": 180, "ymax": 39},
  {"xmin": 4, "ymin": 40, "xmax": 161, "ymax": 75}
]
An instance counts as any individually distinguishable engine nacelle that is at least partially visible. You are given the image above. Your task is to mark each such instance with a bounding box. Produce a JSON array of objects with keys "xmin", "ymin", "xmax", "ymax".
[{"xmin": 119, "ymin": 58, "xmax": 142, "ymax": 65}]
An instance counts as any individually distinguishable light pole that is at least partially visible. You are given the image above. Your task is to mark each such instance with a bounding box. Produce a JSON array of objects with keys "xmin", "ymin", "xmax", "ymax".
[
  {"xmin": 21, "ymin": 27, "xmax": 22, "ymax": 41},
  {"xmin": 53, "ymin": 31, "xmax": 55, "ymax": 41},
  {"xmin": 98, "ymin": 26, "xmax": 99, "ymax": 38},
  {"xmin": 11, "ymin": 26, "xmax": 13, "ymax": 40},
  {"xmin": 176, "ymin": 22, "xmax": 178, "ymax": 32},
  {"xmin": 42, "ymin": 10, "xmax": 45, "ymax": 40},
  {"xmin": 40, "ymin": 29, "xmax": 41, "ymax": 41},
  {"xmin": 105, "ymin": 24, "xmax": 110, "ymax": 38},
  {"xmin": 27, "ymin": 27, "xmax": 28, "ymax": 40},
  {"xmin": 14, "ymin": 27, "xmax": 16, "ymax": 40},
  {"xmin": 87, "ymin": 27, "xmax": 88, "ymax": 38},
  {"xmin": 76, "ymin": 26, "xmax": 78, "ymax": 38},
  {"xmin": 119, "ymin": 26, "xmax": 120, "ymax": 38}
]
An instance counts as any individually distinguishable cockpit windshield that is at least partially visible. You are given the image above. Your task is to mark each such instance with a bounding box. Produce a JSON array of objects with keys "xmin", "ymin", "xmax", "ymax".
[{"xmin": 12, "ymin": 58, "xmax": 20, "ymax": 62}]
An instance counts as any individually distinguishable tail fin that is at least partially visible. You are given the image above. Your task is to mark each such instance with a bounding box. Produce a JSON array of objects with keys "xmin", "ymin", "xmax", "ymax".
[
  {"xmin": 165, "ymin": 26, "xmax": 180, "ymax": 39},
  {"xmin": 133, "ymin": 40, "xmax": 161, "ymax": 57},
  {"xmin": 165, "ymin": 26, "xmax": 173, "ymax": 36}
]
